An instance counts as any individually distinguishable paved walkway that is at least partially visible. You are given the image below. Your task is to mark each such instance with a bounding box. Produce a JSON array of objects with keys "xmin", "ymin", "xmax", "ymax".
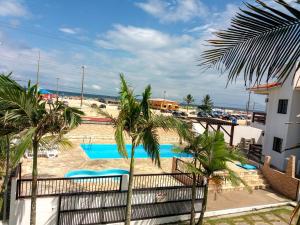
[{"xmin": 207, "ymin": 189, "xmax": 289, "ymax": 212}]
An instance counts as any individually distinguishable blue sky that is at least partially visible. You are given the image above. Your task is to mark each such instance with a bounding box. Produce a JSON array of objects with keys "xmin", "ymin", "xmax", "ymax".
[{"xmin": 0, "ymin": 0, "xmax": 268, "ymax": 109}]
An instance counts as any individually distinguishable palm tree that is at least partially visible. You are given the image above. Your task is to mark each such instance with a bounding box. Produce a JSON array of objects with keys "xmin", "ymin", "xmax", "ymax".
[
  {"xmin": 200, "ymin": 0, "xmax": 300, "ymax": 85},
  {"xmin": 172, "ymin": 127, "xmax": 201, "ymax": 225},
  {"xmin": 0, "ymin": 75, "xmax": 84, "ymax": 225},
  {"xmin": 183, "ymin": 131, "xmax": 248, "ymax": 225},
  {"xmin": 184, "ymin": 94, "xmax": 194, "ymax": 113},
  {"xmin": 199, "ymin": 94, "xmax": 213, "ymax": 113},
  {"xmin": 100, "ymin": 74, "xmax": 183, "ymax": 225}
]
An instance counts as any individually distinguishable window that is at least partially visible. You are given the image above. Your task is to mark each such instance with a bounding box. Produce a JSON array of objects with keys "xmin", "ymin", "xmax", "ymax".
[
  {"xmin": 277, "ymin": 99, "xmax": 288, "ymax": 114},
  {"xmin": 272, "ymin": 137, "xmax": 283, "ymax": 153}
]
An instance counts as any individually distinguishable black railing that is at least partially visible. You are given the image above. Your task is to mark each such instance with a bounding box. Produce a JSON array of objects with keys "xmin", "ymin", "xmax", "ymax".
[
  {"xmin": 133, "ymin": 173, "xmax": 188, "ymax": 189},
  {"xmin": 17, "ymin": 175, "xmax": 122, "ymax": 198},
  {"xmin": 16, "ymin": 172, "xmax": 200, "ymax": 198},
  {"xmin": 252, "ymin": 112, "xmax": 266, "ymax": 124}
]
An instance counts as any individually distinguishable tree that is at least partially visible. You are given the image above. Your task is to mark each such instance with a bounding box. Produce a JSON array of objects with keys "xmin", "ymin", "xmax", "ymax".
[
  {"xmin": 184, "ymin": 94, "xmax": 194, "ymax": 113},
  {"xmin": 198, "ymin": 94, "xmax": 213, "ymax": 113},
  {"xmin": 200, "ymin": 0, "xmax": 300, "ymax": 85},
  {"xmin": 100, "ymin": 74, "xmax": 182, "ymax": 225},
  {"xmin": 0, "ymin": 75, "xmax": 84, "ymax": 225},
  {"xmin": 181, "ymin": 131, "xmax": 248, "ymax": 225}
]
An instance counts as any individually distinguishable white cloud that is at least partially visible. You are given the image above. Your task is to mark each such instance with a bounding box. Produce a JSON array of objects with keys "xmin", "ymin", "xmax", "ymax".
[
  {"xmin": 95, "ymin": 24, "xmax": 192, "ymax": 51},
  {"xmin": 91, "ymin": 84, "xmax": 101, "ymax": 90},
  {"xmin": 136, "ymin": 0, "xmax": 208, "ymax": 23},
  {"xmin": 0, "ymin": 0, "xmax": 28, "ymax": 17},
  {"xmin": 59, "ymin": 27, "xmax": 81, "ymax": 35}
]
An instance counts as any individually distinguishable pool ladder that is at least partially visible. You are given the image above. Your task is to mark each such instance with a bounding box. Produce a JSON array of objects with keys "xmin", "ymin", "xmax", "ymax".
[{"xmin": 83, "ymin": 136, "xmax": 93, "ymax": 150}]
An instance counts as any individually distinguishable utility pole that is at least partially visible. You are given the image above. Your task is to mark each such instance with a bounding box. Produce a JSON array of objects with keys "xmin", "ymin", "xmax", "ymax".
[
  {"xmin": 36, "ymin": 51, "xmax": 40, "ymax": 87},
  {"xmin": 246, "ymin": 89, "xmax": 251, "ymax": 117},
  {"xmin": 56, "ymin": 77, "xmax": 59, "ymax": 101},
  {"xmin": 80, "ymin": 65, "xmax": 86, "ymax": 107}
]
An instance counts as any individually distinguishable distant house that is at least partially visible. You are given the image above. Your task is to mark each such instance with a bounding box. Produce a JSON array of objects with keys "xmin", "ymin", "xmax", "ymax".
[
  {"xmin": 149, "ymin": 98, "xmax": 179, "ymax": 111},
  {"xmin": 249, "ymin": 67, "xmax": 300, "ymax": 172}
]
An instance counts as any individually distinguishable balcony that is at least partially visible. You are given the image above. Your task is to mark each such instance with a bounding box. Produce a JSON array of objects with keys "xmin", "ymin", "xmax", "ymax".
[{"xmin": 251, "ymin": 112, "xmax": 266, "ymax": 130}]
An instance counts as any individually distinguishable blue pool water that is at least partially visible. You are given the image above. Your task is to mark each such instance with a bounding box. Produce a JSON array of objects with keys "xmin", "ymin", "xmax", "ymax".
[
  {"xmin": 236, "ymin": 163, "xmax": 257, "ymax": 170},
  {"xmin": 65, "ymin": 169, "xmax": 129, "ymax": 178},
  {"xmin": 80, "ymin": 144, "xmax": 191, "ymax": 159}
]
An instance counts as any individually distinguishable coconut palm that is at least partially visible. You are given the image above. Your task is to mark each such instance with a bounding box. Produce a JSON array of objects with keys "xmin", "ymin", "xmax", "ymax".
[
  {"xmin": 199, "ymin": 94, "xmax": 213, "ymax": 113},
  {"xmin": 181, "ymin": 131, "xmax": 248, "ymax": 225},
  {"xmin": 200, "ymin": 0, "xmax": 300, "ymax": 85},
  {"xmin": 0, "ymin": 74, "xmax": 84, "ymax": 225},
  {"xmin": 99, "ymin": 74, "xmax": 184, "ymax": 225},
  {"xmin": 184, "ymin": 94, "xmax": 194, "ymax": 112}
]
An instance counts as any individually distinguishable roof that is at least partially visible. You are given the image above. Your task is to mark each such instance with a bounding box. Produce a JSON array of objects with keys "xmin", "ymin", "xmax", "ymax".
[
  {"xmin": 149, "ymin": 98, "xmax": 178, "ymax": 103},
  {"xmin": 247, "ymin": 82, "xmax": 282, "ymax": 94}
]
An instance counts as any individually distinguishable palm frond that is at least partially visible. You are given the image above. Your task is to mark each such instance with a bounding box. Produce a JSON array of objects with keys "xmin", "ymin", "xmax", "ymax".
[
  {"xmin": 141, "ymin": 127, "xmax": 161, "ymax": 167},
  {"xmin": 140, "ymin": 85, "xmax": 151, "ymax": 120},
  {"xmin": 200, "ymin": 0, "xmax": 300, "ymax": 85}
]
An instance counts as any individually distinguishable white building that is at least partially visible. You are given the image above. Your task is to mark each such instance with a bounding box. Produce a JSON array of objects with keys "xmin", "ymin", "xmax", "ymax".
[{"xmin": 250, "ymin": 67, "xmax": 300, "ymax": 173}]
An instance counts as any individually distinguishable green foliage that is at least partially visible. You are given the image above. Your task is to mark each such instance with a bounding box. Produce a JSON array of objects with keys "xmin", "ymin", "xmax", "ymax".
[
  {"xmin": 0, "ymin": 73, "xmax": 84, "ymax": 225},
  {"xmin": 200, "ymin": 0, "xmax": 300, "ymax": 85},
  {"xmin": 198, "ymin": 94, "xmax": 213, "ymax": 113}
]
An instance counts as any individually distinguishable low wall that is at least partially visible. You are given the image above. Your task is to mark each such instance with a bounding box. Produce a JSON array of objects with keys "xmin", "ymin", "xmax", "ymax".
[{"xmin": 261, "ymin": 155, "xmax": 300, "ymax": 200}]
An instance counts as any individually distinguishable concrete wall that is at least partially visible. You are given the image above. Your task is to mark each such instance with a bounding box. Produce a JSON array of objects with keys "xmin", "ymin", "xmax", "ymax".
[
  {"xmin": 192, "ymin": 123, "xmax": 263, "ymax": 146},
  {"xmin": 9, "ymin": 178, "xmax": 59, "ymax": 225}
]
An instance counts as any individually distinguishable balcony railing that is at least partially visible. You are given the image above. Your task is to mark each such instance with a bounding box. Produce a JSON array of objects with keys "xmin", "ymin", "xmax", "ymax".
[{"xmin": 252, "ymin": 112, "xmax": 266, "ymax": 125}]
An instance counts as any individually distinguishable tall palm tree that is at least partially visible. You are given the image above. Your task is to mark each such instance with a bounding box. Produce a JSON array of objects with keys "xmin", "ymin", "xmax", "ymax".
[
  {"xmin": 200, "ymin": 0, "xmax": 300, "ymax": 85},
  {"xmin": 184, "ymin": 94, "xmax": 194, "ymax": 113},
  {"xmin": 0, "ymin": 74, "xmax": 84, "ymax": 225},
  {"xmin": 172, "ymin": 127, "xmax": 201, "ymax": 225},
  {"xmin": 184, "ymin": 131, "xmax": 248, "ymax": 225},
  {"xmin": 100, "ymin": 74, "xmax": 183, "ymax": 225}
]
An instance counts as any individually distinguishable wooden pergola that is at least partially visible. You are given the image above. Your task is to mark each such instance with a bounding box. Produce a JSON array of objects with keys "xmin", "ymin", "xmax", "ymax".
[{"xmin": 179, "ymin": 117, "xmax": 238, "ymax": 146}]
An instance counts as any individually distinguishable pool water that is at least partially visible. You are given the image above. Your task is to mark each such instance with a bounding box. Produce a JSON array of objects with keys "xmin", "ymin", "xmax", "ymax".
[
  {"xmin": 236, "ymin": 163, "xmax": 257, "ymax": 170},
  {"xmin": 65, "ymin": 169, "xmax": 129, "ymax": 178},
  {"xmin": 80, "ymin": 144, "xmax": 191, "ymax": 159}
]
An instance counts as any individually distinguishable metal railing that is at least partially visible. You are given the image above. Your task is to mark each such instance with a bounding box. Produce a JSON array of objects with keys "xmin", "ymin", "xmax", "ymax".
[
  {"xmin": 16, "ymin": 172, "xmax": 199, "ymax": 198},
  {"xmin": 17, "ymin": 175, "xmax": 122, "ymax": 198},
  {"xmin": 252, "ymin": 112, "xmax": 266, "ymax": 124}
]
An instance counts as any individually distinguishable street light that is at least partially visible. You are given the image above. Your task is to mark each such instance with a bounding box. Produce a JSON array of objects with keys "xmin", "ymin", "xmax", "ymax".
[{"xmin": 80, "ymin": 65, "xmax": 86, "ymax": 107}]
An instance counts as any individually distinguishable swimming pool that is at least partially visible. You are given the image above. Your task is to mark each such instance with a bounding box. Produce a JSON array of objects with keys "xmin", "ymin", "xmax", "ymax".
[
  {"xmin": 80, "ymin": 144, "xmax": 191, "ymax": 159},
  {"xmin": 65, "ymin": 169, "xmax": 129, "ymax": 178}
]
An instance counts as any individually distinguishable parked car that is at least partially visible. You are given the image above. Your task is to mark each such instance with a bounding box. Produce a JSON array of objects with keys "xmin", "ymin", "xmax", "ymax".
[
  {"xmin": 197, "ymin": 112, "xmax": 211, "ymax": 118},
  {"xmin": 99, "ymin": 104, "xmax": 106, "ymax": 109},
  {"xmin": 172, "ymin": 111, "xmax": 187, "ymax": 117}
]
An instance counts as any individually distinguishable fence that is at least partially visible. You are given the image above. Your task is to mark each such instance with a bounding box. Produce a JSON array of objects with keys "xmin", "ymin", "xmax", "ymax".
[
  {"xmin": 16, "ymin": 172, "xmax": 200, "ymax": 198},
  {"xmin": 57, "ymin": 184, "xmax": 205, "ymax": 225},
  {"xmin": 248, "ymin": 144, "xmax": 263, "ymax": 164}
]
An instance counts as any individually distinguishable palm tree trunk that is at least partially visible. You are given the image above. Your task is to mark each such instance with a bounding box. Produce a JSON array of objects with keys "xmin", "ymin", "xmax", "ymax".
[
  {"xmin": 197, "ymin": 181, "xmax": 208, "ymax": 225},
  {"xmin": 30, "ymin": 138, "xmax": 38, "ymax": 225},
  {"xmin": 2, "ymin": 135, "xmax": 10, "ymax": 221},
  {"xmin": 125, "ymin": 143, "xmax": 135, "ymax": 225},
  {"xmin": 190, "ymin": 172, "xmax": 196, "ymax": 225}
]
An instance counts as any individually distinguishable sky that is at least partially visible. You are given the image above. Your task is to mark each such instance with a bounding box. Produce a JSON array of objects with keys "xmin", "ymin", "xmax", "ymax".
[{"xmin": 0, "ymin": 0, "xmax": 280, "ymax": 110}]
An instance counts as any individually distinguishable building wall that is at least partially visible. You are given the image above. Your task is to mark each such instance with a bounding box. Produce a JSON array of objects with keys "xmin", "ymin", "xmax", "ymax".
[
  {"xmin": 149, "ymin": 100, "xmax": 179, "ymax": 111},
  {"xmin": 263, "ymin": 68, "xmax": 300, "ymax": 171}
]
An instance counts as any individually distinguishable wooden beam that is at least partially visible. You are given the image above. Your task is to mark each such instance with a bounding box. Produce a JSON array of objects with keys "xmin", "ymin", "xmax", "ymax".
[{"xmin": 230, "ymin": 125, "xmax": 235, "ymax": 146}]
